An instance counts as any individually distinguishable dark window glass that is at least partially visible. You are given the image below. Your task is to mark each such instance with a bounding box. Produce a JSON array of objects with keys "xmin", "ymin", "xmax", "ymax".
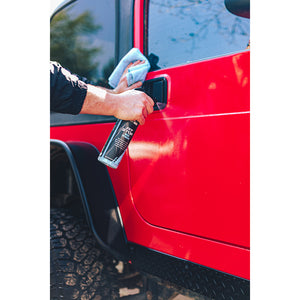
[
  {"xmin": 147, "ymin": 0, "xmax": 250, "ymax": 69},
  {"xmin": 50, "ymin": 0, "xmax": 115, "ymax": 86},
  {"xmin": 50, "ymin": 0, "xmax": 117, "ymax": 126}
]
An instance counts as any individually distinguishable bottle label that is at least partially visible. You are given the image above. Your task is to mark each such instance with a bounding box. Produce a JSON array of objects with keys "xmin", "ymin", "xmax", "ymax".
[{"xmin": 98, "ymin": 119, "xmax": 139, "ymax": 168}]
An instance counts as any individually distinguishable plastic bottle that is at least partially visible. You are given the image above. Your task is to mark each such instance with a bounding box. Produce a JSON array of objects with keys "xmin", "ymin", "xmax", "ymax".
[{"xmin": 98, "ymin": 119, "xmax": 139, "ymax": 169}]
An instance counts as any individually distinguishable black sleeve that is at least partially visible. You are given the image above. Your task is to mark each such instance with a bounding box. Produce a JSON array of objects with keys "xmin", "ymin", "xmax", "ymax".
[{"xmin": 50, "ymin": 61, "xmax": 88, "ymax": 115}]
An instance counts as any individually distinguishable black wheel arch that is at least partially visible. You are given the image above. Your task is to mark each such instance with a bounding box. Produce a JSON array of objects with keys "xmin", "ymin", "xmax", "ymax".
[{"xmin": 50, "ymin": 139, "xmax": 129, "ymax": 260}]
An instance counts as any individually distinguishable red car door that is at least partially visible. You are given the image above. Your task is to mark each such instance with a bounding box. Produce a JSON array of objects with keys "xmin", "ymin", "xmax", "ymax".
[{"xmin": 125, "ymin": 0, "xmax": 250, "ymax": 278}]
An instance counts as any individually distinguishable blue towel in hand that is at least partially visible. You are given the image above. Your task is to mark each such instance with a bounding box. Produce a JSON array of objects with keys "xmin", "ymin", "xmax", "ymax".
[{"xmin": 108, "ymin": 48, "xmax": 150, "ymax": 88}]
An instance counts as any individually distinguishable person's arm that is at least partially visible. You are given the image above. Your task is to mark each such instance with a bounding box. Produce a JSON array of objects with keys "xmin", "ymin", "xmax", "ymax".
[
  {"xmin": 50, "ymin": 61, "xmax": 88, "ymax": 115},
  {"xmin": 80, "ymin": 84, "xmax": 154, "ymax": 125},
  {"xmin": 50, "ymin": 61, "xmax": 154, "ymax": 124}
]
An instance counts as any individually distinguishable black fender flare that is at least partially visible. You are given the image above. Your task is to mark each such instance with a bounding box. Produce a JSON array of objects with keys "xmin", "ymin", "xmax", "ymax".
[{"xmin": 50, "ymin": 139, "xmax": 129, "ymax": 259}]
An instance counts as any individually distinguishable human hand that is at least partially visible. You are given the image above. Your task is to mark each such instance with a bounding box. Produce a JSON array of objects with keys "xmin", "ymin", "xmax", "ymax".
[
  {"xmin": 113, "ymin": 60, "xmax": 144, "ymax": 94},
  {"xmin": 113, "ymin": 89, "xmax": 154, "ymax": 125}
]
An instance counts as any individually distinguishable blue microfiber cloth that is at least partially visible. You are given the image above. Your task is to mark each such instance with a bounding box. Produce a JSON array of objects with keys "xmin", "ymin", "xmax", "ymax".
[{"xmin": 108, "ymin": 48, "xmax": 150, "ymax": 88}]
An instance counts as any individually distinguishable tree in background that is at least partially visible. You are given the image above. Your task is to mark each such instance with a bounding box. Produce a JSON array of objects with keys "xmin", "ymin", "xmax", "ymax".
[{"xmin": 50, "ymin": 8, "xmax": 102, "ymax": 83}]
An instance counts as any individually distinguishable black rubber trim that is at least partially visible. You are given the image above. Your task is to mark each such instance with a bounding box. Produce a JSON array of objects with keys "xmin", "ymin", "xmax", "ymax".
[
  {"xmin": 143, "ymin": 0, "xmax": 149, "ymax": 56},
  {"xmin": 50, "ymin": 139, "xmax": 129, "ymax": 260},
  {"xmin": 118, "ymin": 0, "xmax": 134, "ymax": 60},
  {"xmin": 50, "ymin": 0, "xmax": 77, "ymax": 22},
  {"xmin": 50, "ymin": 113, "xmax": 117, "ymax": 127},
  {"xmin": 115, "ymin": 0, "xmax": 120, "ymax": 64},
  {"xmin": 131, "ymin": 0, "xmax": 136, "ymax": 49},
  {"xmin": 129, "ymin": 243, "xmax": 250, "ymax": 300}
]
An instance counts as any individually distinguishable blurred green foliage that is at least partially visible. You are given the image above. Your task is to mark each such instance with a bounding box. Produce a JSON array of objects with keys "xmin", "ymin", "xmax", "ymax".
[{"xmin": 50, "ymin": 8, "xmax": 102, "ymax": 82}]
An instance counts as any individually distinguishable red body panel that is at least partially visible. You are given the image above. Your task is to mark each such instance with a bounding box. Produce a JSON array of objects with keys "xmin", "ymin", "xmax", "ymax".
[
  {"xmin": 50, "ymin": 0, "xmax": 250, "ymax": 280},
  {"xmin": 129, "ymin": 54, "xmax": 250, "ymax": 248}
]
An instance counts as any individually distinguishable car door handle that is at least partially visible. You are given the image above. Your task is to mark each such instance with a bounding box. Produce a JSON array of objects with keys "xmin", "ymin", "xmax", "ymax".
[{"xmin": 137, "ymin": 77, "xmax": 167, "ymax": 110}]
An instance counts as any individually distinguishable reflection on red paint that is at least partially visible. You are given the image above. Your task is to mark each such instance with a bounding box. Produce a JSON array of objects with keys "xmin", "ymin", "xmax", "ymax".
[{"xmin": 129, "ymin": 141, "xmax": 175, "ymax": 160}]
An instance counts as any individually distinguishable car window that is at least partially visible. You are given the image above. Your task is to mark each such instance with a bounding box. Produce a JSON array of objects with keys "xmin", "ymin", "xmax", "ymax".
[
  {"xmin": 50, "ymin": 0, "xmax": 117, "ymax": 126},
  {"xmin": 147, "ymin": 0, "xmax": 250, "ymax": 69},
  {"xmin": 50, "ymin": 0, "xmax": 115, "ymax": 86}
]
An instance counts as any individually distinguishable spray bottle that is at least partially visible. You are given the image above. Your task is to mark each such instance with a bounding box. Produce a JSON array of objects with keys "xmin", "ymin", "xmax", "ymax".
[
  {"xmin": 97, "ymin": 118, "xmax": 139, "ymax": 169},
  {"xmin": 98, "ymin": 84, "xmax": 165, "ymax": 169},
  {"xmin": 98, "ymin": 87, "xmax": 151, "ymax": 168}
]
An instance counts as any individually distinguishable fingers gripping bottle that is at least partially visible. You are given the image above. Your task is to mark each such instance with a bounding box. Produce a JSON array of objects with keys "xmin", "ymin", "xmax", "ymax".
[{"xmin": 98, "ymin": 119, "xmax": 139, "ymax": 169}]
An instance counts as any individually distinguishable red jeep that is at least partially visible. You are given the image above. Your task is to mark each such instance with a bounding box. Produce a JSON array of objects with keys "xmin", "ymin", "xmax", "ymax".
[{"xmin": 50, "ymin": 0, "xmax": 250, "ymax": 299}]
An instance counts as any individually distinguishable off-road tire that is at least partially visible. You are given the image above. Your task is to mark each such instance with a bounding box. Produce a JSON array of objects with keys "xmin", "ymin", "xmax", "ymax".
[{"xmin": 50, "ymin": 208, "xmax": 120, "ymax": 300}]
